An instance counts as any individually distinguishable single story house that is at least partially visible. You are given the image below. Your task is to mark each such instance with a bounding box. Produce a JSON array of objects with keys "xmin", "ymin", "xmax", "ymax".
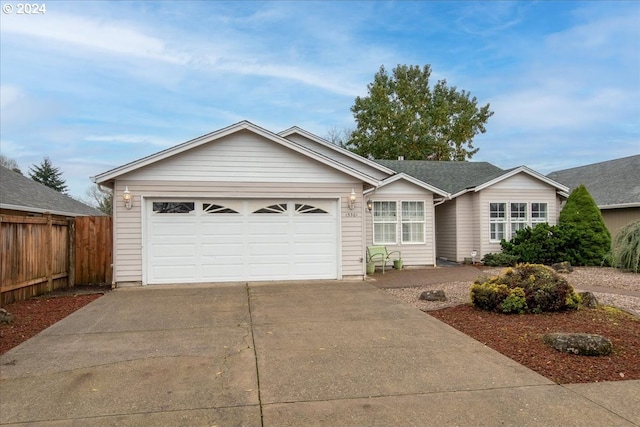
[
  {"xmin": 92, "ymin": 121, "xmax": 569, "ymax": 286},
  {"xmin": 0, "ymin": 165, "xmax": 104, "ymax": 218},
  {"xmin": 547, "ymin": 155, "xmax": 640, "ymax": 237}
]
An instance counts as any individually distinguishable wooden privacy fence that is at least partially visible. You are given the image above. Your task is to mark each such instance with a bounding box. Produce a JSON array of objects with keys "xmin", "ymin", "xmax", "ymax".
[{"xmin": 0, "ymin": 214, "xmax": 112, "ymax": 306}]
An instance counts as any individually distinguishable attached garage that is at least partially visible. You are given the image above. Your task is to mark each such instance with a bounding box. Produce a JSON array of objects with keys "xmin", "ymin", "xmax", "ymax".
[{"xmin": 146, "ymin": 198, "xmax": 339, "ymax": 284}]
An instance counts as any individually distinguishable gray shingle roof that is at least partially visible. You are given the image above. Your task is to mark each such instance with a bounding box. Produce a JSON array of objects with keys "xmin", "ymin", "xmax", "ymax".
[
  {"xmin": 547, "ymin": 155, "xmax": 640, "ymax": 207},
  {"xmin": 0, "ymin": 166, "xmax": 105, "ymax": 216},
  {"xmin": 375, "ymin": 160, "xmax": 506, "ymax": 194}
]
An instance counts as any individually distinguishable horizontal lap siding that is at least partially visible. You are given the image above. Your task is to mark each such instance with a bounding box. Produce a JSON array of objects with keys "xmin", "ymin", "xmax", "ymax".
[
  {"xmin": 455, "ymin": 194, "xmax": 476, "ymax": 262},
  {"xmin": 366, "ymin": 182, "xmax": 436, "ymax": 266},
  {"xmin": 435, "ymin": 201, "xmax": 456, "ymax": 261},
  {"xmin": 478, "ymin": 174, "xmax": 560, "ymax": 258},
  {"xmin": 123, "ymin": 130, "xmax": 352, "ymax": 184}
]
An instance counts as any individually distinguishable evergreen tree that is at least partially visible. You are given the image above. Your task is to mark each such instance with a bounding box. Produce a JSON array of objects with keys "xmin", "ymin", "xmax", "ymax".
[
  {"xmin": 29, "ymin": 157, "xmax": 68, "ymax": 193},
  {"xmin": 558, "ymin": 184, "xmax": 611, "ymax": 265}
]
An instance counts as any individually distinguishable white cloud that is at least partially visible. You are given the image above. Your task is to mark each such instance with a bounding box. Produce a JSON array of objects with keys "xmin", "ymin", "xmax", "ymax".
[
  {"xmin": 1, "ymin": 12, "xmax": 187, "ymax": 64},
  {"xmin": 84, "ymin": 134, "xmax": 176, "ymax": 147}
]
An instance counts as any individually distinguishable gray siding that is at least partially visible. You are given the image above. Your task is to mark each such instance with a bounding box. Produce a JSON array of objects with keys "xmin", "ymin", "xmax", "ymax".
[{"xmin": 435, "ymin": 200, "xmax": 457, "ymax": 260}]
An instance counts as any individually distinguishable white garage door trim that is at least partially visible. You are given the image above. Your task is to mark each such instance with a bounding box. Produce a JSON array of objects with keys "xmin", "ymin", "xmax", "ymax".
[{"xmin": 144, "ymin": 198, "xmax": 340, "ymax": 284}]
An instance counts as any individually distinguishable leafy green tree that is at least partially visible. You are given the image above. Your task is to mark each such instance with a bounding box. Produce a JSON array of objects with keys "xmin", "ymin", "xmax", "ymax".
[
  {"xmin": 29, "ymin": 157, "xmax": 68, "ymax": 194},
  {"xmin": 345, "ymin": 64, "xmax": 493, "ymax": 161},
  {"xmin": 0, "ymin": 154, "xmax": 22, "ymax": 174},
  {"xmin": 558, "ymin": 185, "xmax": 611, "ymax": 265}
]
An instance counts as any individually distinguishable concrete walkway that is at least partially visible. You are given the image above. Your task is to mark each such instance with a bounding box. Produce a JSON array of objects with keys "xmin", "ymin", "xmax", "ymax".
[{"xmin": 1, "ymin": 281, "xmax": 639, "ymax": 426}]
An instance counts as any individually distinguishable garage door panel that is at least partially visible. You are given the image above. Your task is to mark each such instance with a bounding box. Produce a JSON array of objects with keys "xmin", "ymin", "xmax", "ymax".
[{"xmin": 147, "ymin": 199, "xmax": 338, "ymax": 284}]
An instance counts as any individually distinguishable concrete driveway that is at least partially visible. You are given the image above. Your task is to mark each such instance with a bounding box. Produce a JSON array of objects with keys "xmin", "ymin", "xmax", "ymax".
[{"xmin": 1, "ymin": 281, "xmax": 638, "ymax": 426}]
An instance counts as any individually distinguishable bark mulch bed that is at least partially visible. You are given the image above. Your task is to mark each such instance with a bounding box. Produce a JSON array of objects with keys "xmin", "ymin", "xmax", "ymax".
[
  {"xmin": 1, "ymin": 292, "xmax": 104, "ymax": 355},
  {"xmin": 429, "ymin": 304, "xmax": 640, "ymax": 384}
]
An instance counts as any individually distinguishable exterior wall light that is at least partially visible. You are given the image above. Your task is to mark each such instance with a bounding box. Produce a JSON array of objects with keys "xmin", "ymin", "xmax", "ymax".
[
  {"xmin": 348, "ymin": 189, "xmax": 357, "ymax": 210},
  {"xmin": 367, "ymin": 199, "xmax": 373, "ymax": 212},
  {"xmin": 123, "ymin": 186, "xmax": 133, "ymax": 210}
]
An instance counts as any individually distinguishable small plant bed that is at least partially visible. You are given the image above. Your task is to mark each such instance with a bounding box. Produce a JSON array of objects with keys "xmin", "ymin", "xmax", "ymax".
[
  {"xmin": 429, "ymin": 304, "xmax": 640, "ymax": 384},
  {"xmin": 0, "ymin": 292, "xmax": 104, "ymax": 355}
]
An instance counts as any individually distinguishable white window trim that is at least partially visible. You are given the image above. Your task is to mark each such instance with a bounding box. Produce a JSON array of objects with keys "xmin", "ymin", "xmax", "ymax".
[
  {"xmin": 372, "ymin": 201, "xmax": 398, "ymax": 244},
  {"xmin": 489, "ymin": 202, "xmax": 550, "ymax": 242},
  {"xmin": 489, "ymin": 202, "xmax": 507, "ymax": 242},
  {"xmin": 401, "ymin": 200, "xmax": 426, "ymax": 244}
]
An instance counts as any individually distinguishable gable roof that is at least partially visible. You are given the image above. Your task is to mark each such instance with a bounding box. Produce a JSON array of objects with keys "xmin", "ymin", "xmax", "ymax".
[
  {"xmin": 376, "ymin": 160, "xmax": 569, "ymax": 198},
  {"xmin": 93, "ymin": 120, "xmax": 379, "ymax": 186},
  {"xmin": 0, "ymin": 166, "xmax": 105, "ymax": 217},
  {"xmin": 547, "ymin": 155, "xmax": 640, "ymax": 208},
  {"xmin": 367, "ymin": 172, "xmax": 450, "ymax": 198},
  {"xmin": 375, "ymin": 160, "xmax": 505, "ymax": 194},
  {"xmin": 278, "ymin": 126, "xmax": 396, "ymax": 177}
]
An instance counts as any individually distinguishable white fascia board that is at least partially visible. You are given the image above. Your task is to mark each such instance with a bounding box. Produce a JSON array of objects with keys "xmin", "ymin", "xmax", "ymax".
[
  {"xmin": 92, "ymin": 121, "xmax": 379, "ymax": 186},
  {"xmin": 376, "ymin": 173, "xmax": 450, "ymax": 198},
  {"xmin": 278, "ymin": 126, "xmax": 396, "ymax": 175},
  {"xmin": 474, "ymin": 166, "xmax": 570, "ymax": 193}
]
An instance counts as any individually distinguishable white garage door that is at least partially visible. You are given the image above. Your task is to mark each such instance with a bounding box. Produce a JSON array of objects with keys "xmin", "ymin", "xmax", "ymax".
[{"xmin": 146, "ymin": 199, "xmax": 338, "ymax": 284}]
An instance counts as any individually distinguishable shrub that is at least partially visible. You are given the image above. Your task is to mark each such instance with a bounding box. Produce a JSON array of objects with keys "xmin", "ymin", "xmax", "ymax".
[
  {"xmin": 481, "ymin": 252, "xmax": 518, "ymax": 267},
  {"xmin": 501, "ymin": 287, "xmax": 528, "ymax": 314},
  {"xmin": 470, "ymin": 264, "xmax": 580, "ymax": 314},
  {"xmin": 611, "ymin": 220, "xmax": 640, "ymax": 273},
  {"xmin": 500, "ymin": 223, "xmax": 562, "ymax": 264},
  {"xmin": 558, "ymin": 185, "xmax": 611, "ymax": 266},
  {"xmin": 470, "ymin": 282, "xmax": 509, "ymax": 311}
]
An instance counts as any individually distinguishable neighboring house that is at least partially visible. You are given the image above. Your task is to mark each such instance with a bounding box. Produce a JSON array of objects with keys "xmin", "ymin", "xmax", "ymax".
[
  {"xmin": 0, "ymin": 165, "xmax": 104, "ymax": 217},
  {"xmin": 547, "ymin": 155, "xmax": 640, "ymax": 237},
  {"xmin": 92, "ymin": 121, "xmax": 568, "ymax": 286}
]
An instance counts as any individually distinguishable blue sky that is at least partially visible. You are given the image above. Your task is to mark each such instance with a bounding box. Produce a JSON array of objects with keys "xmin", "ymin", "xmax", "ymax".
[{"xmin": 1, "ymin": 1, "xmax": 639, "ymax": 201}]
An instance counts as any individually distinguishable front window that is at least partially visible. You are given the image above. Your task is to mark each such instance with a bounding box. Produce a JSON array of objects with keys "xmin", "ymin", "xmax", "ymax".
[
  {"xmin": 373, "ymin": 201, "xmax": 397, "ymax": 244},
  {"xmin": 510, "ymin": 203, "xmax": 528, "ymax": 236},
  {"xmin": 401, "ymin": 201, "xmax": 425, "ymax": 243},
  {"xmin": 490, "ymin": 203, "xmax": 506, "ymax": 241},
  {"xmin": 531, "ymin": 203, "xmax": 548, "ymax": 225}
]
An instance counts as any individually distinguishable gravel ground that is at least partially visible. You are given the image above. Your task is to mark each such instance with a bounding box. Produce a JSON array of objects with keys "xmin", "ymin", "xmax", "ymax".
[{"xmin": 385, "ymin": 267, "xmax": 640, "ymax": 315}]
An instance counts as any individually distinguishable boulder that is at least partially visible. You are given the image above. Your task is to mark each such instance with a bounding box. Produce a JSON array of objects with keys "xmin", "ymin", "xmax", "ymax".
[
  {"xmin": 0, "ymin": 308, "xmax": 14, "ymax": 324},
  {"xmin": 543, "ymin": 332, "xmax": 612, "ymax": 356},
  {"xmin": 551, "ymin": 261, "xmax": 573, "ymax": 273},
  {"xmin": 578, "ymin": 291, "xmax": 598, "ymax": 309},
  {"xmin": 419, "ymin": 290, "xmax": 447, "ymax": 302}
]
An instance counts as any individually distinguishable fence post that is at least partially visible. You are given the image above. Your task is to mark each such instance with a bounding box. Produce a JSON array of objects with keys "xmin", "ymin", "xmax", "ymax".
[
  {"xmin": 46, "ymin": 212, "xmax": 53, "ymax": 292},
  {"xmin": 68, "ymin": 218, "xmax": 75, "ymax": 288}
]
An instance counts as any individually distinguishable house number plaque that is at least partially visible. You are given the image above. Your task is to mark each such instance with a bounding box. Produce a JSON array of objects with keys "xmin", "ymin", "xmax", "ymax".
[{"xmin": 345, "ymin": 212, "xmax": 359, "ymax": 217}]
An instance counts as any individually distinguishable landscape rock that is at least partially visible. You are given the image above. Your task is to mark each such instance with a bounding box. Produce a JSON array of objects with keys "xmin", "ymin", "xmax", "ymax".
[
  {"xmin": 543, "ymin": 332, "xmax": 612, "ymax": 356},
  {"xmin": 551, "ymin": 261, "xmax": 574, "ymax": 273},
  {"xmin": 579, "ymin": 291, "xmax": 598, "ymax": 308},
  {"xmin": 0, "ymin": 308, "xmax": 14, "ymax": 324},
  {"xmin": 419, "ymin": 290, "xmax": 447, "ymax": 302}
]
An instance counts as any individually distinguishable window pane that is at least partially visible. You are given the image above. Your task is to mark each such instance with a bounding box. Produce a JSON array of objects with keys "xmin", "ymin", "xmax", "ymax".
[
  {"xmin": 374, "ymin": 223, "xmax": 396, "ymax": 244},
  {"xmin": 491, "ymin": 223, "xmax": 505, "ymax": 241},
  {"xmin": 373, "ymin": 201, "xmax": 396, "ymax": 220},
  {"xmin": 510, "ymin": 203, "xmax": 527, "ymax": 219},
  {"xmin": 402, "ymin": 223, "xmax": 424, "ymax": 243},
  {"xmin": 490, "ymin": 203, "xmax": 506, "ymax": 218},
  {"xmin": 402, "ymin": 201, "xmax": 425, "ymax": 220},
  {"xmin": 153, "ymin": 202, "xmax": 195, "ymax": 213},
  {"xmin": 531, "ymin": 203, "xmax": 548, "ymax": 223}
]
